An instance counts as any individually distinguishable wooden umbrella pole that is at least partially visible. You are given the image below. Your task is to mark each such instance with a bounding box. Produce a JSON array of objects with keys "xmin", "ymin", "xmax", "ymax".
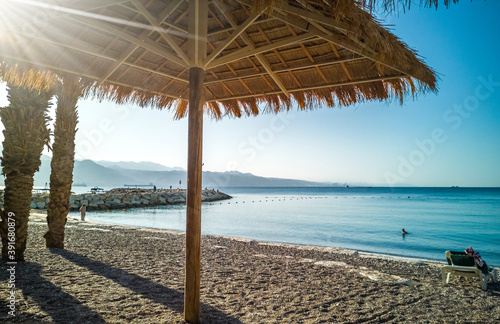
[
  {"xmin": 184, "ymin": 66, "xmax": 205, "ymax": 324},
  {"xmin": 185, "ymin": 1, "xmax": 207, "ymax": 322}
]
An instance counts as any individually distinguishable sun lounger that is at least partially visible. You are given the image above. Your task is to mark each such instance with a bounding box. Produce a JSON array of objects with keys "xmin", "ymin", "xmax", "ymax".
[{"xmin": 441, "ymin": 251, "xmax": 498, "ymax": 290}]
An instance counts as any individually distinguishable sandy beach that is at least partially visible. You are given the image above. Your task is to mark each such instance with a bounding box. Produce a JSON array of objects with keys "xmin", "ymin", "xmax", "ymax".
[{"xmin": 1, "ymin": 212, "xmax": 499, "ymax": 323}]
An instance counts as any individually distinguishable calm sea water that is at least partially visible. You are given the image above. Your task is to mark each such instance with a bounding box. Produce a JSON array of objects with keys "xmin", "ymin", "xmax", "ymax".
[{"xmin": 69, "ymin": 187, "xmax": 500, "ymax": 266}]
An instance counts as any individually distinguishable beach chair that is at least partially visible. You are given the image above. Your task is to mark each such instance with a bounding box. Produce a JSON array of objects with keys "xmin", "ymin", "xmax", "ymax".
[{"xmin": 441, "ymin": 251, "xmax": 498, "ymax": 290}]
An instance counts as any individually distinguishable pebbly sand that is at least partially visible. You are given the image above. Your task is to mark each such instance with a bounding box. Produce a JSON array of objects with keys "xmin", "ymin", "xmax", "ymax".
[{"xmin": 1, "ymin": 212, "xmax": 499, "ymax": 323}]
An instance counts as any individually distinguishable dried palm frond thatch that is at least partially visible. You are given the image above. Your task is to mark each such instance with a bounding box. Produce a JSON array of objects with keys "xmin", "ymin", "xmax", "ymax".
[{"xmin": 1, "ymin": 0, "xmax": 438, "ymax": 118}]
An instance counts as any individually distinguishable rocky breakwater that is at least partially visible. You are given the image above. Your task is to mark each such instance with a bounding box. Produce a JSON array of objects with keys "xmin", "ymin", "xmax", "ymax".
[
  {"xmin": 0, "ymin": 188, "xmax": 232, "ymax": 211},
  {"xmin": 70, "ymin": 188, "xmax": 231, "ymax": 211}
]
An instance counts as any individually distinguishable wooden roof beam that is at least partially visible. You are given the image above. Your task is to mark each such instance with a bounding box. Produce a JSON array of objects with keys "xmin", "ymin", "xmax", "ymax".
[
  {"xmin": 98, "ymin": 42, "xmax": 141, "ymax": 85},
  {"xmin": 272, "ymin": 8, "xmax": 376, "ymax": 57},
  {"xmin": 187, "ymin": 0, "xmax": 208, "ymax": 66},
  {"xmin": 207, "ymin": 6, "xmax": 261, "ymax": 74},
  {"xmin": 206, "ymin": 6, "xmax": 256, "ymax": 97},
  {"xmin": 277, "ymin": 0, "xmax": 350, "ymax": 33},
  {"xmin": 92, "ymin": 1, "xmax": 153, "ymax": 86},
  {"xmin": 237, "ymin": 0, "xmax": 376, "ymax": 57},
  {"xmin": 213, "ymin": 0, "xmax": 290, "ymax": 97},
  {"xmin": 255, "ymin": 24, "xmax": 303, "ymax": 89},
  {"xmin": 20, "ymin": 0, "xmax": 131, "ymax": 11},
  {"xmin": 7, "ymin": 0, "xmax": 132, "ymax": 22},
  {"xmin": 315, "ymin": 31, "xmax": 415, "ymax": 80},
  {"xmin": 70, "ymin": 15, "xmax": 188, "ymax": 68},
  {"xmin": 204, "ymin": 56, "xmax": 365, "ymax": 85},
  {"xmin": 238, "ymin": 4, "xmax": 303, "ymax": 90},
  {"xmin": 292, "ymin": 0, "xmax": 348, "ymax": 33},
  {"xmin": 292, "ymin": 0, "xmax": 354, "ymax": 82},
  {"xmin": 207, "ymin": 17, "xmax": 274, "ymax": 37},
  {"xmin": 235, "ymin": 0, "xmax": 350, "ymax": 33},
  {"xmin": 206, "ymin": 50, "xmax": 237, "ymax": 98},
  {"xmin": 290, "ymin": 0, "xmax": 377, "ymax": 58},
  {"xmin": 268, "ymin": 10, "xmax": 421, "ymax": 81},
  {"xmin": 118, "ymin": 5, "xmax": 189, "ymax": 87},
  {"xmin": 131, "ymin": 0, "xmax": 190, "ymax": 66},
  {"xmin": 6, "ymin": 0, "xmax": 135, "ymax": 41},
  {"xmin": 95, "ymin": 0, "xmax": 186, "ymax": 84},
  {"xmin": 206, "ymin": 32, "xmax": 315, "ymax": 69},
  {"xmin": 4, "ymin": 27, "xmax": 188, "ymax": 84},
  {"xmin": 158, "ymin": 68, "xmax": 188, "ymax": 95},
  {"xmin": 278, "ymin": 2, "xmax": 355, "ymax": 82},
  {"xmin": 204, "ymin": 7, "xmax": 265, "ymax": 67},
  {"xmin": 329, "ymin": 43, "xmax": 353, "ymax": 81},
  {"xmin": 120, "ymin": 2, "xmax": 187, "ymax": 35},
  {"xmin": 285, "ymin": 23, "xmax": 329, "ymax": 85}
]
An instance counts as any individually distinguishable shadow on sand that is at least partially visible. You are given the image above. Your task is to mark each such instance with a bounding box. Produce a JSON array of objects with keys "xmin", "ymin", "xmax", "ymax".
[
  {"xmin": 50, "ymin": 248, "xmax": 243, "ymax": 323},
  {"xmin": 0, "ymin": 261, "xmax": 106, "ymax": 323}
]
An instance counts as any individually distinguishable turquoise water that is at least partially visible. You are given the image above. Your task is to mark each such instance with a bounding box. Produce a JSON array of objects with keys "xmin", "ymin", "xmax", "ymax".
[{"xmin": 69, "ymin": 187, "xmax": 500, "ymax": 266}]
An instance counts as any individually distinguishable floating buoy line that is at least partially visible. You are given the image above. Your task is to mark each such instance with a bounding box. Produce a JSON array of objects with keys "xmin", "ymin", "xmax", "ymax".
[
  {"xmin": 112, "ymin": 195, "xmax": 427, "ymax": 209},
  {"xmin": 82, "ymin": 194, "xmax": 491, "ymax": 212},
  {"xmin": 202, "ymin": 195, "xmax": 420, "ymax": 206},
  {"xmin": 205, "ymin": 196, "xmax": 330, "ymax": 205}
]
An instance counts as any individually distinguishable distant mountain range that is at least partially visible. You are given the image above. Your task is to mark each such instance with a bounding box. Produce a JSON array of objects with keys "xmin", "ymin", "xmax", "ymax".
[
  {"xmin": 94, "ymin": 160, "xmax": 185, "ymax": 172},
  {"xmin": 1, "ymin": 156, "xmax": 339, "ymax": 188}
]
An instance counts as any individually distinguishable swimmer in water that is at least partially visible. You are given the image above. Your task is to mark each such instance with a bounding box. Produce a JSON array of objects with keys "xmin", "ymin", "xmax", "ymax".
[{"xmin": 402, "ymin": 228, "xmax": 408, "ymax": 235}]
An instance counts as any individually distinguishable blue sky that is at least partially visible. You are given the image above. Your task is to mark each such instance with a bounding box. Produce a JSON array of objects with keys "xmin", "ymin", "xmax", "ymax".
[{"xmin": 1, "ymin": 1, "xmax": 499, "ymax": 187}]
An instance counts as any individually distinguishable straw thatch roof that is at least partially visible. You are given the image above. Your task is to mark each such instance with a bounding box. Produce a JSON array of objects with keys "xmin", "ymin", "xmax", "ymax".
[
  {"xmin": 1, "ymin": 0, "xmax": 437, "ymax": 118},
  {"xmin": 357, "ymin": 0, "xmax": 460, "ymax": 12}
]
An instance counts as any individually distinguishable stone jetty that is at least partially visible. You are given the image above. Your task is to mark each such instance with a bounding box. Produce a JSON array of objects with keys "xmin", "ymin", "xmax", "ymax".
[{"xmin": 0, "ymin": 188, "xmax": 232, "ymax": 211}]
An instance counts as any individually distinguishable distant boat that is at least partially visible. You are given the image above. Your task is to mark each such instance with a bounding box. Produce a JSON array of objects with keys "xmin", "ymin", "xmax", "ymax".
[
  {"xmin": 32, "ymin": 188, "xmax": 50, "ymax": 193},
  {"xmin": 124, "ymin": 184, "xmax": 154, "ymax": 188},
  {"xmin": 73, "ymin": 183, "xmax": 87, "ymax": 187},
  {"xmin": 90, "ymin": 186, "xmax": 105, "ymax": 192}
]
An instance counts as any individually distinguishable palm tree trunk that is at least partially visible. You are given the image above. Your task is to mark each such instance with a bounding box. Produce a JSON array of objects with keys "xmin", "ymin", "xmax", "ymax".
[
  {"xmin": 44, "ymin": 75, "xmax": 83, "ymax": 248},
  {"xmin": 1, "ymin": 174, "xmax": 35, "ymax": 261},
  {"xmin": 0, "ymin": 85, "xmax": 51, "ymax": 261}
]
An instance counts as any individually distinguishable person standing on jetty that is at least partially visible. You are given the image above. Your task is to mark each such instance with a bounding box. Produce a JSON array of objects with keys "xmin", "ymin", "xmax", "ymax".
[{"xmin": 79, "ymin": 204, "xmax": 86, "ymax": 221}]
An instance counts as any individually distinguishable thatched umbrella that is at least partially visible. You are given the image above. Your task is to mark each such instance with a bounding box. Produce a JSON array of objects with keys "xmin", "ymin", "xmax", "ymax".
[{"xmin": 1, "ymin": 1, "xmax": 437, "ymax": 322}]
